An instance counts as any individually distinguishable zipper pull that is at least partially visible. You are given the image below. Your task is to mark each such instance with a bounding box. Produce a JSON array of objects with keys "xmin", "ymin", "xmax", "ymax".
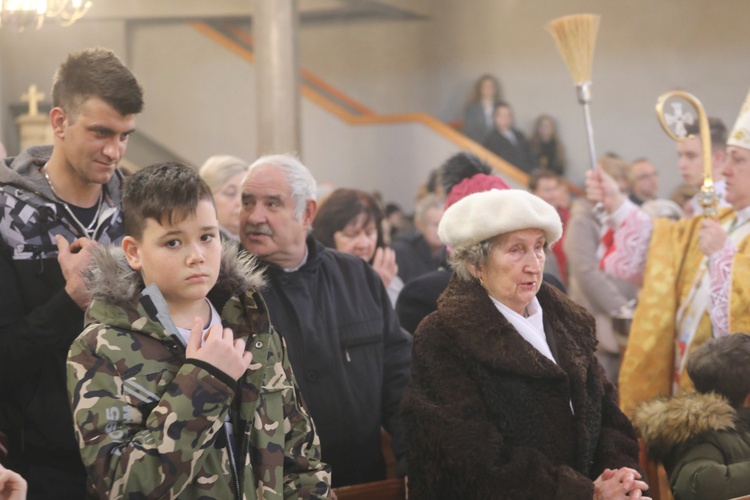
[{"xmin": 345, "ymin": 348, "xmax": 351, "ymax": 363}]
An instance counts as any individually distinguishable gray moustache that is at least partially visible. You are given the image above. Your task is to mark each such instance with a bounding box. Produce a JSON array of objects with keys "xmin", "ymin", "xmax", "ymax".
[{"xmin": 244, "ymin": 224, "xmax": 273, "ymax": 236}]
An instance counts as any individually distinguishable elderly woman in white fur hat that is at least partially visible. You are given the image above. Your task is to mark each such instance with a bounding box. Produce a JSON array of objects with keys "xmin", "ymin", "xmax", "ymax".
[{"xmin": 400, "ymin": 189, "xmax": 650, "ymax": 500}]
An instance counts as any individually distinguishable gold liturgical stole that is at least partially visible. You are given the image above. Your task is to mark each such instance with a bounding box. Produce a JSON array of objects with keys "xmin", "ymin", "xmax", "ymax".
[{"xmin": 618, "ymin": 207, "xmax": 750, "ymax": 416}]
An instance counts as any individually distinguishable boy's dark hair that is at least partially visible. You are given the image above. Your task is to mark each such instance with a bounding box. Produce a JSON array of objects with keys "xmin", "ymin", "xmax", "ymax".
[
  {"xmin": 687, "ymin": 332, "xmax": 750, "ymax": 407},
  {"xmin": 122, "ymin": 162, "xmax": 215, "ymax": 240},
  {"xmin": 52, "ymin": 47, "xmax": 144, "ymax": 119},
  {"xmin": 684, "ymin": 117, "xmax": 728, "ymax": 152}
]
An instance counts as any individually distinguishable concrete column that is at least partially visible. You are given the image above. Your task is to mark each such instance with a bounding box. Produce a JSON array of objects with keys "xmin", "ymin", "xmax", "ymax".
[{"xmin": 252, "ymin": 0, "xmax": 300, "ymax": 156}]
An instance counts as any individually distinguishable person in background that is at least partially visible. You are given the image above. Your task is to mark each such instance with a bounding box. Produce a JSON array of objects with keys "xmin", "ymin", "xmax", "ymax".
[
  {"xmin": 199, "ymin": 155, "xmax": 249, "ymax": 240},
  {"xmin": 678, "ymin": 118, "xmax": 729, "ymax": 217},
  {"xmin": 529, "ymin": 169, "xmax": 570, "ymax": 285},
  {"xmin": 391, "ymin": 194, "xmax": 446, "ymax": 284},
  {"xmin": 565, "ymin": 156, "xmax": 639, "ymax": 384},
  {"xmin": 313, "ymin": 188, "xmax": 403, "ymax": 307},
  {"xmin": 669, "ymin": 183, "xmax": 699, "ymax": 217},
  {"xmin": 461, "ymin": 74, "xmax": 502, "ymax": 143},
  {"xmin": 483, "ymin": 102, "xmax": 537, "ymax": 174},
  {"xmin": 0, "ymin": 48, "xmax": 143, "ymax": 500},
  {"xmin": 628, "ymin": 158, "xmax": 659, "ymax": 206},
  {"xmin": 402, "ymin": 188, "xmax": 647, "ymax": 499},
  {"xmin": 239, "ymin": 154, "xmax": 411, "ymax": 488},
  {"xmin": 384, "ymin": 202, "xmax": 405, "ymax": 243},
  {"xmin": 529, "ymin": 114, "xmax": 566, "ymax": 176},
  {"xmin": 634, "ymin": 333, "xmax": 750, "ymax": 500}
]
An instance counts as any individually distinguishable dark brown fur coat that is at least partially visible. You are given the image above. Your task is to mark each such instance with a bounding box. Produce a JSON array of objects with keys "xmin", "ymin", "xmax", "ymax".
[{"xmin": 401, "ymin": 275, "xmax": 640, "ymax": 499}]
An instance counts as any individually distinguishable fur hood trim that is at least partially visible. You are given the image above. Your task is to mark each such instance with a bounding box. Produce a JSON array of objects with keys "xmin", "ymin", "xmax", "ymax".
[
  {"xmin": 633, "ymin": 392, "xmax": 737, "ymax": 458},
  {"xmin": 85, "ymin": 240, "xmax": 265, "ymax": 307}
]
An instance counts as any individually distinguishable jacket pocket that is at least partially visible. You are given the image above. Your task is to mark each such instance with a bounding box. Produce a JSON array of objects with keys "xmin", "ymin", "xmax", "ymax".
[{"xmin": 339, "ymin": 320, "xmax": 383, "ymax": 364}]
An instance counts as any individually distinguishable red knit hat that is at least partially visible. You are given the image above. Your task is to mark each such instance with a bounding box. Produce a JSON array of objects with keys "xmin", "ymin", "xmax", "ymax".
[{"xmin": 444, "ymin": 173, "xmax": 510, "ymax": 210}]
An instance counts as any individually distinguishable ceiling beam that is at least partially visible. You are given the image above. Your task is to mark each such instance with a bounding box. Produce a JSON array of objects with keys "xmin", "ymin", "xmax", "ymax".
[{"xmin": 83, "ymin": 0, "xmax": 429, "ymax": 22}]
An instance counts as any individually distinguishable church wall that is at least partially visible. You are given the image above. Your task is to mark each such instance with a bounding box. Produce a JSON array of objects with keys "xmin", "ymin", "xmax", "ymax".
[
  {"xmin": 1, "ymin": 2, "xmax": 749, "ymax": 208},
  {"xmin": 0, "ymin": 20, "xmax": 126, "ymax": 157},
  {"xmin": 299, "ymin": 0, "xmax": 750, "ymax": 200}
]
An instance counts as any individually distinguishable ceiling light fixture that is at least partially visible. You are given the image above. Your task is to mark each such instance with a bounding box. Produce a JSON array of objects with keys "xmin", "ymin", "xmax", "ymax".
[{"xmin": 1, "ymin": 0, "xmax": 92, "ymax": 30}]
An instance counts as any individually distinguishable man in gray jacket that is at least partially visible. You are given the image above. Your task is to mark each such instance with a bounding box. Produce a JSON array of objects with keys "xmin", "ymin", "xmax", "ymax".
[{"xmin": 0, "ymin": 48, "xmax": 143, "ymax": 499}]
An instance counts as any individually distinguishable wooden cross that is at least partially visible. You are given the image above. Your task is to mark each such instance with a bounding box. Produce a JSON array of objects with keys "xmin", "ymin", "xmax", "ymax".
[{"xmin": 21, "ymin": 84, "xmax": 45, "ymax": 116}]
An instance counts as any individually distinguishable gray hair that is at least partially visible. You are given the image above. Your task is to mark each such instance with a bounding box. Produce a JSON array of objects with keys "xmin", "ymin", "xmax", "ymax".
[
  {"xmin": 199, "ymin": 155, "xmax": 249, "ymax": 193},
  {"xmin": 448, "ymin": 239, "xmax": 495, "ymax": 282},
  {"xmin": 247, "ymin": 154, "xmax": 317, "ymax": 220}
]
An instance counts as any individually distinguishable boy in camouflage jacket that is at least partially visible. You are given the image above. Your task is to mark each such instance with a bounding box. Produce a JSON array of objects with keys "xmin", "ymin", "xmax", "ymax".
[{"xmin": 67, "ymin": 162, "xmax": 331, "ymax": 499}]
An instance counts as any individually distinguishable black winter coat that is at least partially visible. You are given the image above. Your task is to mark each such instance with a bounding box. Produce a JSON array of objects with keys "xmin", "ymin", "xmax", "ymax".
[
  {"xmin": 401, "ymin": 275, "xmax": 640, "ymax": 499},
  {"xmin": 255, "ymin": 237, "xmax": 412, "ymax": 487},
  {"xmin": 390, "ymin": 230, "xmax": 446, "ymax": 284},
  {"xmin": 482, "ymin": 127, "xmax": 538, "ymax": 174}
]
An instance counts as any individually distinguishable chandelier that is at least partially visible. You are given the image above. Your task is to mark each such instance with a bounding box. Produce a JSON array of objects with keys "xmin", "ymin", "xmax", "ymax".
[{"xmin": 0, "ymin": 0, "xmax": 92, "ymax": 30}]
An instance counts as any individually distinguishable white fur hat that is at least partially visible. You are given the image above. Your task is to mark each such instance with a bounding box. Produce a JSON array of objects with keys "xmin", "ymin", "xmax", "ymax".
[
  {"xmin": 438, "ymin": 188, "xmax": 562, "ymax": 249},
  {"xmin": 728, "ymin": 89, "xmax": 750, "ymax": 150}
]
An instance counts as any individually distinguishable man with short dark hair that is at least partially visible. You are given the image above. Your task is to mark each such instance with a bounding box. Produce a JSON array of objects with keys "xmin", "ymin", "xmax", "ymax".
[
  {"xmin": 482, "ymin": 102, "xmax": 537, "ymax": 174},
  {"xmin": 679, "ymin": 118, "xmax": 729, "ymax": 216},
  {"xmin": 239, "ymin": 154, "xmax": 411, "ymax": 488},
  {"xmin": 528, "ymin": 169, "xmax": 569, "ymax": 285},
  {"xmin": 0, "ymin": 48, "xmax": 143, "ymax": 499}
]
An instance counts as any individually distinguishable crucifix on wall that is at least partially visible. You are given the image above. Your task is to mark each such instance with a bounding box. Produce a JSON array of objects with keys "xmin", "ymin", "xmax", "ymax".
[
  {"xmin": 21, "ymin": 84, "xmax": 45, "ymax": 117},
  {"xmin": 16, "ymin": 83, "xmax": 53, "ymax": 150}
]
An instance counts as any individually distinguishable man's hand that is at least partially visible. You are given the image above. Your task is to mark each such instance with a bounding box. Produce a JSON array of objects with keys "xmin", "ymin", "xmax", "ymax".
[
  {"xmin": 372, "ymin": 247, "xmax": 398, "ymax": 288},
  {"xmin": 56, "ymin": 235, "xmax": 98, "ymax": 310},
  {"xmin": 698, "ymin": 217, "xmax": 729, "ymax": 257},
  {"xmin": 0, "ymin": 465, "xmax": 27, "ymax": 500},
  {"xmin": 594, "ymin": 467, "xmax": 650, "ymax": 500},
  {"xmin": 585, "ymin": 169, "xmax": 625, "ymax": 215},
  {"xmin": 186, "ymin": 320, "xmax": 253, "ymax": 381}
]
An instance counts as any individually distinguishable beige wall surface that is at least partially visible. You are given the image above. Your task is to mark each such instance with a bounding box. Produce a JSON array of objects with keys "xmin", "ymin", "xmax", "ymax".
[
  {"xmin": 0, "ymin": 21, "xmax": 126, "ymax": 157},
  {"xmin": 299, "ymin": 0, "xmax": 750, "ymax": 198},
  {"xmin": 1, "ymin": 1, "xmax": 749, "ymax": 206}
]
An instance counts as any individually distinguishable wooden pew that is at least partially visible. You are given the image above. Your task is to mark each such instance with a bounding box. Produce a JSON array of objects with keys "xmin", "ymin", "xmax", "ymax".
[{"xmin": 332, "ymin": 478, "xmax": 406, "ymax": 500}]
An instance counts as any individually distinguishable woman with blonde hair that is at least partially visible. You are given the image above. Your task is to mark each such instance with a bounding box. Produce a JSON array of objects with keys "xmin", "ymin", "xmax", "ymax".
[{"xmin": 199, "ymin": 155, "xmax": 249, "ymax": 240}]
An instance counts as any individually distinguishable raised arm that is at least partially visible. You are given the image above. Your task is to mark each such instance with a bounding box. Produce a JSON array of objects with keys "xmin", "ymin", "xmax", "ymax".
[{"xmin": 586, "ymin": 169, "xmax": 653, "ymax": 284}]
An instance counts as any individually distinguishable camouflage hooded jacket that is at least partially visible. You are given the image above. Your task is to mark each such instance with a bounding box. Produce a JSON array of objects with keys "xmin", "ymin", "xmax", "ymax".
[{"xmin": 67, "ymin": 243, "xmax": 331, "ymax": 499}]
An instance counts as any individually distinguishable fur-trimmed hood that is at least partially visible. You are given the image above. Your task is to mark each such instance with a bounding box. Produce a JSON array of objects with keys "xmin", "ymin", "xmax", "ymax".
[
  {"xmin": 85, "ymin": 240, "xmax": 265, "ymax": 308},
  {"xmin": 633, "ymin": 392, "xmax": 738, "ymax": 459}
]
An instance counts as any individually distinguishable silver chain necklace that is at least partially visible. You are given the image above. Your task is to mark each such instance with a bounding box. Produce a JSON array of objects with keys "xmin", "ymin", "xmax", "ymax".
[{"xmin": 42, "ymin": 163, "xmax": 104, "ymax": 238}]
